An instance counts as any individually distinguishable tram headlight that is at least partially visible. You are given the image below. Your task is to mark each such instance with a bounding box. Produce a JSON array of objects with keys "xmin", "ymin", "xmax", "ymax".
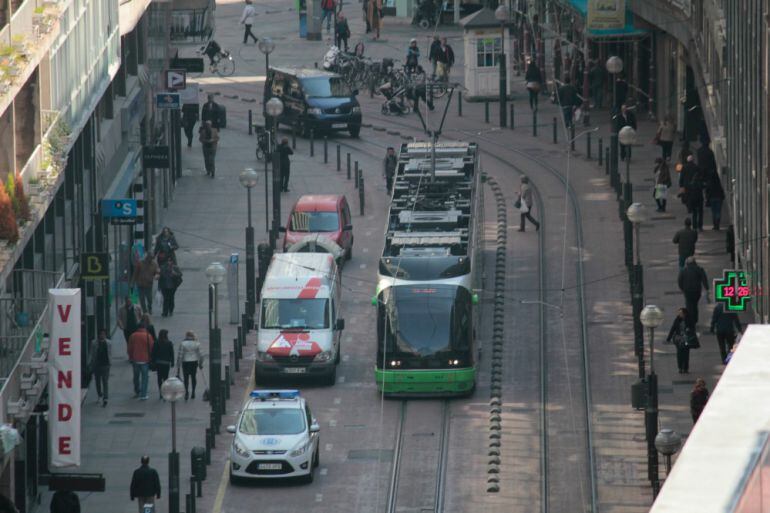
[
  {"xmin": 388, "ymin": 360, "xmax": 402, "ymax": 368},
  {"xmin": 448, "ymin": 359, "xmax": 461, "ymax": 366}
]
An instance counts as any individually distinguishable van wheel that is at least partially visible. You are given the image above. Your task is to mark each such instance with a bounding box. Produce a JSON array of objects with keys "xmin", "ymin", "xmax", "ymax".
[
  {"xmin": 229, "ymin": 471, "xmax": 241, "ymax": 486},
  {"xmin": 303, "ymin": 466, "xmax": 315, "ymax": 484},
  {"xmin": 325, "ymin": 367, "xmax": 337, "ymax": 386},
  {"xmin": 335, "ymin": 346, "xmax": 341, "ymax": 364},
  {"xmin": 348, "ymin": 124, "xmax": 360, "ymax": 138},
  {"xmin": 313, "ymin": 446, "xmax": 320, "ymax": 468},
  {"xmin": 345, "ymin": 246, "xmax": 352, "ymax": 261},
  {"xmin": 418, "ymin": 18, "xmax": 431, "ymax": 29}
]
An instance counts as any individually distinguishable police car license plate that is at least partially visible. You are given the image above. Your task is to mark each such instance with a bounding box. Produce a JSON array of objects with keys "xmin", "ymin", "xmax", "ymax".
[
  {"xmin": 258, "ymin": 463, "xmax": 283, "ymax": 470},
  {"xmin": 332, "ymin": 123, "xmax": 347, "ymax": 129},
  {"xmin": 283, "ymin": 367, "xmax": 306, "ymax": 374}
]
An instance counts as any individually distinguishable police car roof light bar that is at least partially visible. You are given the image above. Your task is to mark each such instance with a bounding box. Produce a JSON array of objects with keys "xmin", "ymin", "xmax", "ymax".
[{"xmin": 249, "ymin": 390, "xmax": 301, "ymax": 400}]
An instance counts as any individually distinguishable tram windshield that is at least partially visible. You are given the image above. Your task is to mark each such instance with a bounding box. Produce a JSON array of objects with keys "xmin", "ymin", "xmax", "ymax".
[{"xmin": 378, "ymin": 285, "xmax": 471, "ymax": 356}]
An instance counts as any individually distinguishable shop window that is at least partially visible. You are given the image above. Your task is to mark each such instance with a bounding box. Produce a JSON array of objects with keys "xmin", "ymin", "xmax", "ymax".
[{"xmin": 476, "ymin": 38, "xmax": 501, "ymax": 68}]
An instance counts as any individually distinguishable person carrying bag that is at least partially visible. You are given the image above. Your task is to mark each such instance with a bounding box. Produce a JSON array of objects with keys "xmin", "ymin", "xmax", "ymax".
[{"xmin": 176, "ymin": 331, "xmax": 203, "ymax": 400}]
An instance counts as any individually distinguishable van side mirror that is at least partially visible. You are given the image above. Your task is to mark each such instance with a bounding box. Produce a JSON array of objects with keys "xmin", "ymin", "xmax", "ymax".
[
  {"xmin": 472, "ymin": 293, "xmax": 479, "ymax": 305},
  {"xmin": 226, "ymin": 425, "xmax": 236, "ymax": 434},
  {"xmin": 371, "ymin": 296, "xmax": 377, "ymax": 306},
  {"xmin": 343, "ymin": 224, "xmax": 353, "ymax": 231},
  {"xmin": 310, "ymin": 421, "xmax": 320, "ymax": 433},
  {"xmin": 335, "ymin": 318, "xmax": 345, "ymax": 331},
  {"xmin": 278, "ymin": 226, "xmax": 287, "ymax": 233}
]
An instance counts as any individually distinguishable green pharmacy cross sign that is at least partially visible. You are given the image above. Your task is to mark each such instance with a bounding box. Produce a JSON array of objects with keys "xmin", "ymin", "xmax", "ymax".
[{"xmin": 713, "ymin": 269, "xmax": 752, "ymax": 312}]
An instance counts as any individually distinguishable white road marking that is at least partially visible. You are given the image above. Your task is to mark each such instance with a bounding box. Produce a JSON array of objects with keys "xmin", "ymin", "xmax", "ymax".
[
  {"xmin": 359, "ymin": 263, "xmax": 367, "ymax": 269},
  {"xmin": 325, "ymin": 443, "xmax": 333, "ymax": 451},
  {"xmin": 334, "ymin": 397, "xmax": 342, "ymax": 405},
  {"xmin": 362, "ymin": 247, "xmax": 369, "ymax": 253},
  {"xmin": 329, "ymin": 419, "xmax": 337, "ymax": 427},
  {"xmin": 343, "ymin": 355, "xmax": 350, "ymax": 362},
  {"xmin": 315, "ymin": 494, "xmax": 323, "ymax": 502},
  {"xmin": 366, "ymin": 231, "xmax": 372, "ymax": 236},
  {"xmin": 320, "ymin": 468, "xmax": 328, "ymax": 476},
  {"xmin": 338, "ymin": 376, "xmax": 346, "ymax": 383}
]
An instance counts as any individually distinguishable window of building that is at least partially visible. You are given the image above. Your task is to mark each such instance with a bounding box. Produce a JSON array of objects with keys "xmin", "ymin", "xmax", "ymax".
[{"xmin": 476, "ymin": 38, "xmax": 501, "ymax": 68}]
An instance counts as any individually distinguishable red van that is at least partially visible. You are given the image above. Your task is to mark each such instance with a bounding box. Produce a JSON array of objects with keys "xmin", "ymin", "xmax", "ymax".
[{"xmin": 281, "ymin": 195, "xmax": 354, "ymax": 259}]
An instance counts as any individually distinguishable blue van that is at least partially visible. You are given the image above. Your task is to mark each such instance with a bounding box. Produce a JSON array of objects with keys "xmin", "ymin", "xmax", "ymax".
[{"xmin": 264, "ymin": 67, "xmax": 362, "ymax": 138}]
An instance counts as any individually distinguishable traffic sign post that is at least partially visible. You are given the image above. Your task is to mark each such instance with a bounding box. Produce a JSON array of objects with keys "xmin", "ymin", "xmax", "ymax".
[
  {"xmin": 166, "ymin": 69, "xmax": 187, "ymax": 90},
  {"xmin": 156, "ymin": 93, "xmax": 181, "ymax": 110}
]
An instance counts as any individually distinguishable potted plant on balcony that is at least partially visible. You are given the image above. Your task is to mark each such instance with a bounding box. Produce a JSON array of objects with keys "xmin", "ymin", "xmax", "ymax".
[
  {"xmin": 11, "ymin": 35, "xmax": 26, "ymax": 54},
  {"xmin": 27, "ymin": 176, "xmax": 42, "ymax": 197},
  {"xmin": 12, "ymin": 173, "xmax": 30, "ymax": 223},
  {"xmin": 0, "ymin": 184, "xmax": 19, "ymax": 244}
]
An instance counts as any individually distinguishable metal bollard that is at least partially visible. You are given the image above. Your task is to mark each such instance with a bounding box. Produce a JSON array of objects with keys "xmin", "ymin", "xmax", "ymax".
[
  {"xmin": 605, "ymin": 148, "xmax": 610, "ymax": 176},
  {"xmin": 570, "ymin": 124, "xmax": 576, "ymax": 151},
  {"xmin": 587, "ymin": 132, "xmax": 592, "ymax": 159},
  {"xmin": 233, "ymin": 339, "xmax": 239, "ymax": 372},
  {"xmin": 186, "ymin": 494, "xmax": 192, "ymax": 513},
  {"xmin": 204, "ymin": 429, "xmax": 211, "ymax": 465},
  {"xmin": 336, "ymin": 144, "xmax": 341, "ymax": 171},
  {"xmin": 510, "ymin": 104, "xmax": 515, "ymax": 129},
  {"xmin": 314, "ymin": 61, "xmax": 318, "ymax": 68},
  {"xmin": 458, "ymin": 91, "xmax": 463, "ymax": 116},
  {"xmin": 224, "ymin": 367, "xmax": 231, "ymax": 400},
  {"xmin": 210, "ymin": 411, "xmax": 219, "ymax": 437},
  {"xmin": 248, "ymin": 110, "xmax": 253, "ymax": 135},
  {"xmin": 196, "ymin": 479, "xmax": 202, "ymax": 499},
  {"xmin": 323, "ymin": 137, "xmax": 328, "ymax": 164},
  {"xmin": 346, "ymin": 153, "xmax": 351, "ymax": 180},
  {"xmin": 354, "ymin": 161, "xmax": 359, "ymax": 188},
  {"xmin": 533, "ymin": 109, "xmax": 537, "ymax": 137},
  {"xmin": 229, "ymin": 352, "xmax": 236, "ymax": 384},
  {"xmin": 310, "ymin": 130, "xmax": 315, "ymax": 156},
  {"xmin": 598, "ymin": 137, "xmax": 603, "ymax": 166},
  {"xmin": 484, "ymin": 101, "xmax": 490, "ymax": 123},
  {"xmin": 359, "ymin": 176, "xmax": 365, "ymax": 215},
  {"xmin": 291, "ymin": 125, "xmax": 296, "ymax": 149},
  {"xmin": 552, "ymin": 118, "xmax": 557, "ymax": 144},
  {"xmin": 189, "ymin": 478, "xmax": 197, "ymax": 513}
]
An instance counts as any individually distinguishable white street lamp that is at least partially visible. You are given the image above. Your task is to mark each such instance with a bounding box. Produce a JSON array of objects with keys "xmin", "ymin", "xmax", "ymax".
[
  {"xmin": 205, "ymin": 262, "xmax": 226, "ymax": 285},
  {"xmin": 640, "ymin": 304, "xmax": 664, "ymax": 329},
  {"xmin": 239, "ymin": 168, "xmax": 259, "ymax": 189},
  {"xmin": 266, "ymin": 97, "xmax": 284, "ymax": 118},
  {"xmin": 618, "ymin": 125, "xmax": 637, "ymax": 146},
  {"xmin": 161, "ymin": 376, "xmax": 185, "ymax": 513},
  {"xmin": 655, "ymin": 428, "xmax": 682, "ymax": 474},
  {"xmin": 258, "ymin": 37, "xmax": 275, "ymax": 56},
  {"xmin": 606, "ymin": 55, "xmax": 623, "ymax": 75}
]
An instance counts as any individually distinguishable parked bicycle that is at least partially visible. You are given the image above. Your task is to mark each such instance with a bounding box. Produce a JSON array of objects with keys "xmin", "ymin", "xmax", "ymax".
[{"xmin": 197, "ymin": 40, "xmax": 236, "ymax": 77}]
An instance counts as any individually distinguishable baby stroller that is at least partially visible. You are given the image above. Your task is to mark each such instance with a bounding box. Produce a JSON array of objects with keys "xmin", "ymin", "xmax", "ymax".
[
  {"xmin": 412, "ymin": 0, "xmax": 437, "ymax": 29},
  {"xmin": 380, "ymin": 80, "xmax": 411, "ymax": 115}
]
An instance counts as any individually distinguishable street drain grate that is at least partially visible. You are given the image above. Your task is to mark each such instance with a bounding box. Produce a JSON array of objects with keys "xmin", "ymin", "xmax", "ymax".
[
  {"xmin": 114, "ymin": 412, "xmax": 145, "ymax": 418},
  {"xmin": 347, "ymin": 449, "xmax": 393, "ymax": 461}
]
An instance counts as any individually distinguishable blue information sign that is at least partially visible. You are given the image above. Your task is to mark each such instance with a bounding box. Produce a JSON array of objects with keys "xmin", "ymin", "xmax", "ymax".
[
  {"xmin": 101, "ymin": 199, "xmax": 138, "ymax": 221},
  {"xmin": 155, "ymin": 93, "xmax": 181, "ymax": 109}
]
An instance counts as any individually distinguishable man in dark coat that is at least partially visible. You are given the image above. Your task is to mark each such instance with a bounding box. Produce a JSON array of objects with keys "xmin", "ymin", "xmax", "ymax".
[
  {"xmin": 435, "ymin": 37, "xmax": 454, "ymax": 82},
  {"xmin": 130, "ymin": 456, "xmax": 161, "ymax": 513},
  {"xmin": 681, "ymin": 155, "xmax": 705, "ymax": 231},
  {"xmin": 616, "ymin": 104, "xmax": 637, "ymax": 161},
  {"xmin": 181, "ymin": 103, "xmax": 199, "ymax": 147},
  {"xmin": 588, "ymin": 61, "xmax": 606, "ymax": 108},
  {"xmin": 613, "ymin": 73, "xmax": 628, "ymax": 112},
  {"xmin": 678, "ymin": 256, "xmax": 709, "ymax": 324},
  {"xmin": 710, "ymin": 302, "xmax": 742, "ymax": 363},
  {"xmin": 50, "ymin": 490, "xmax": 80, "ymax": 513},
  {"xmin": 278, "ymin": 138, "xmax": 294, "ymax": 192},
  {"xmin": 201, "ymin": 94, "xmax": 221, "ymax": 129},
  {"xmin": 428, "ymin": 35, "xmax": 441, "ymax": 78},
  {"xmin": 672, "ymin": 217, "xmax": 698, "ymax": 270},
  {"xmin": 383, "ymin": 147, "xmax": 397, "ymax": 193},
  {"xmin": 557, "ymin": 76, "xmax": 580, "ymax": 128},
  {"xmin": 697, "ymin": 139, "xmax": 717, "ymax": 179}
]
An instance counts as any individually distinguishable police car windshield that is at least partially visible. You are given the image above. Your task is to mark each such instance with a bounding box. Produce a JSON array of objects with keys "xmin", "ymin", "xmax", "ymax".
[
  {"xmin": 301, "ymin": 77, "xmax": 352, "ymax": 98},
  {"xmin": 239, "ymin": 408, "xmax": 306, "ymax": 435},
  {"xmin": 261, "ymin": 298, "xmax": 329, "ymax": 329},
  {"xmin": 290, "ymin": 211, "xmax": 339, "ymax": 232}
]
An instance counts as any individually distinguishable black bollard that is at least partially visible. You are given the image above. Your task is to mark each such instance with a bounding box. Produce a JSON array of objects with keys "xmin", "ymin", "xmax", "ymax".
[
  {"xmin": 248, "ymin": 110, "xmax": 253, "ymax": 135},
  {"xmin": 204, "ymin": 428, "xmax": 211, "ymax": 464},
  {"xmin": 323, "ymin": 137, "xmax": 328, "ymax": 163},
  {"xmin": 233, "ymin": 339, "xmax": 239, "ymax": 372},
  {"xmin": 310, "ymin": 130, "xmax": 315, "ymax": 156},
  {"xmin": 552, "ymin": 118, "xmax": 557, "ymax": 144},
  {"xmin": 587, "ymin": 132, "xmax": 592, "ymax": 159},
  {"xmin": 196, "ymin": 479, "xmax": 202, "ymax": 499},
  {"xmin": 510, "ymin": 103, "xmax": 515, "ymax": 129},
  {"xmin": 484, "ymin": 101, "xmax": 490, "ymax": 123},
  {"xmin": 354, "ymin": 161, "xmax": 359, "ymax": 188},
  {"xmin": 598, "ymin": 137, "xmax": 603, "ymax": 166},
  {"xmin": 224, "ymin": 366, "xmax": 231, "ymax": 400},
  {"xmin": 458, "ymin": 91, "xmax": 463, "ymax": 116},
  {"xmin": 336, "ymin": 144, "xmax": 341, "ymax": 171},
  {"xmin": 359, "ymin": 176, "xmax": 365, "ymax": 215},
  {"xmin": 605, "ymin": 148, "xmax": 610, "ymax": 176},
  {"xmin": 346, "ymin": 153, "xmax": 351, "ymax": 180},
  {"xmin": 533, "ymin": 109, "xmax": 537, "ymax": 137},
  {"xmin": 291, "ymin": 125, "xmax": 296, "ymax": 149}
]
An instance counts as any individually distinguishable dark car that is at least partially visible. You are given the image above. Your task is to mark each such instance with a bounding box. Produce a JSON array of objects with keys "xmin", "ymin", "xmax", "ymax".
[{"xmin": 264, "ymin": 67, "xmax": 362, "ymax": 138}]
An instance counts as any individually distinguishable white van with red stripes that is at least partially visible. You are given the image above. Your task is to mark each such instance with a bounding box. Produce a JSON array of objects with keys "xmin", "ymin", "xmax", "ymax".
[{"xmin": 255, "ymin": 253, "xmax": 344, "ymax": 386}]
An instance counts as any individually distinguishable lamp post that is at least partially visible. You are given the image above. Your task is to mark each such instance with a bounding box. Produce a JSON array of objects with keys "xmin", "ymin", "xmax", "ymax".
[
  {"xmin": 266, "ymin": 97, "xmax": 284, "ymax": 251},
  {"xmin": 206, "ymin": 262, "xmax": 226, "ymax": 424},
  {"xmin": 655, "ymin": 428, "xmax": 682, "ymax": 477},
  {"xmin": 161, "ymin": 376, "xmax": 185, "ymax": 513},
  {"xmin": 239, "ymin": 168, "xmax": 259, "ymax": 330},
  {"xmin": 495, "ymin": 5, "xmax": 508, "ymax": 128},
  {"xmin": 606, "ymin": 56, "xmax": 623, "ymax": 194},
  {"xmin": 627, "ymin": 202, "xmax": 647, "ymax": 379},
  {"xmin": 640, "ymin": 304, "xmax": 664, "ymax": 498},
  {"xmin": 619, "ymin": 125, "xmax": 637, "ymax": 184},
  {"xmin": 258, "ymin": 37, "xmax": 276, "ymax": 234}
]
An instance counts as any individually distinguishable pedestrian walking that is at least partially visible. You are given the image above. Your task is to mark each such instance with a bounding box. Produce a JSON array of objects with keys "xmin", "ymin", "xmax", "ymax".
[
  {"xmin": 588, "ymin": 60, "xmax": 606, "ymax": 108},
  {"xmin": 177, "ymin": 331, "xmax": 204, "ymax": 400},
  {"xmin": 556, "ymin": 76, "xmax": 580, "ymax": 128},
  {"xmin": 406, "ymin": 38, "xmax": 420, "ymax": 73},
  {"xmin": 666, "ymin": 307, "xmax": 696, "ymax": 374},
  {"xmin": 613, "ymin": 73, "xmax": 628, "ymax": 113},
  {"xmin": 653, "ymin": 157, "xmax": 672, "ymax": 212},
  {"xmin": 154, "ymin": 227, "xmax": 179, "ymax": 266},
  {"xmin": 321, "ymin": 0, "xmax": 336, "ymax": 32},
  {"xmin": 517, "ymin": 176, "xmax": 540, "ymax": 232},
  {"xmin": 182, "ymin": 103, "xmax": 199, "ymax": 147},
  {"xmin": 158, "ymin": 259, "xmax": 183, "ymax": 317},
  {"xmin": 130, "ymin": 456, "xmax": 161, "ymax": 513},
  {"xmin": 278, "ymin": 137, "xmax": 294, "ymax": 192},
  {"xmin": 616, "ymin": 104, "xmax": 637, "ymax": 161},
  {"xmin": 705, "ymin": 169, "xmax": 725, "ymax": 230},
  {"xmin": 435, "ymin": 37, "xmax": 454, "ymax": 83},
  {"xmin": 689, "ymin": 377, "xmax": 709, "ymax": 423},
  {"xmin": 201, "ymin": 94, "xmax": 221, "ymax": 129},
  {"xmin": 525, "ymin": 59, "xmax": 543, "ymax": 110},
  {"xmin": 655, "ymin": 114, "xmax": 676, "ymax": 160},
  {"xmin": 408, "ymin": 66, "xmax": 434, "ymax": 111},
  {"xmin": 335, "ymin": 13, "xmax": 350, "ymax": 51},
  {"xmin": 428, "ymin": 35, "xmax": 441, "ymax": 78},
  {"xmin": 678, "ymin": 256, "xmax": 709, "ymax": 324},
  {"xmin": 199, "ymin": 120, "xmax": 220, "ymax": 178},
  {"xmin": 132, "ymin": 253, "xmax": 158, "ymax": 315},
  {"xmin": 239, "ymin": 0, "xmax": 258, "ymax": 43},
  {"xmin": 127, "ymin": 325, "xmax": 154, "ymax": 400},
  {"xmin": 710, "ymin": 302, "xmax": 742, "ymax": 363},
  {"xmin": 697, "ymin": 137, "xmax": 717, "ymax": 179},
  {"xmin": 151, "ymin": 329, "xmax": 175, "ymax": 400},
  {"xmin": 89, "ymin": 329, "xmax": 112, "ymax": 407},
  {"xmin": 383, "ymin": 147, "xmax": 397, "ymax": 193},
  {"xmin": 362, "ymin": 0, "xmax": 371, "ymax": 33},
  {"xmin": 724, "ymin": 342, "xmax": 739, "ymax": 364},
  {"xmin": 117, "ymin": 297, "xmax": 142, "ymax": 348},
  {"xmin": 50, "ymin": 490, "xmax": 80, "ymax": 513},
  {"xmin": 680, "ymin": 155, "xmax": 705, "ymax": 231},
  {"xmin": 368, "ymin": 0, "xmax": 381, "ymax": 39}
]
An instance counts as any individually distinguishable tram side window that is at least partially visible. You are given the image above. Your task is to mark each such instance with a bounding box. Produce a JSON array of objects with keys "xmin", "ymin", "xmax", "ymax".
[
  {"xmin": 451, "ymin": 288, "xmax": 472, "ymax": 350},
  {"xmin": 376, "ymin": 294, "xmax": 397, "ymax": 353}
]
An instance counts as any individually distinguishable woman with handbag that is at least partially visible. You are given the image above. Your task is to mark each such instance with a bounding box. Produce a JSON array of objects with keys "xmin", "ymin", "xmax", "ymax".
[
  {"xmin": 655, "ymin": 115, "xmax": 677, "ymax": 160},
  {"xmin": 524, "ymin": 59, "xmax": 543, "ymax": 111},
  {"xmin": 177, "ymin": 331, "xmax": 203, "ymax": 400},
  {"xmin": 152, "ymin": 330, "xmax": 175, "ymax": 400},
  {"xmin": 158, "ymin": 260, "xmax": 183, "ymax": 317},
  {"xmin": 653, "ymin": 157, "xmax": 672, "ymax": 212},
  {"xmin": 517, "ymin": 176, "xmax": 540, "ymax": 232},
  {"xmin": 666, "ymin": 307, "xmax": 697, "ymax": 374}
]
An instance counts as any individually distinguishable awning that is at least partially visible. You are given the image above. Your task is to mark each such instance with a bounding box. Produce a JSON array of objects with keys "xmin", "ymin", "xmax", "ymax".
[{"xmin": 564, "ymin": 0, "xmax": 648, "ymax": 38}]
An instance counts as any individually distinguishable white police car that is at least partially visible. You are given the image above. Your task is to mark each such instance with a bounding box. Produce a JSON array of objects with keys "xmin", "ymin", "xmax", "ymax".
[{"xmin": 227, "ymin": 390, "xmax": 320, "ymax": 484}]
